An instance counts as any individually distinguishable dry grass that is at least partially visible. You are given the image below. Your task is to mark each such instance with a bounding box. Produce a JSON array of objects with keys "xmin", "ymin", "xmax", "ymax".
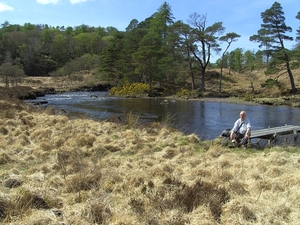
[
  {"xmin": 205, "ymin": 67, "xmax": 300, "ymax": 98},
  {"xmin": 21, "ymin": 73, "xmax": 99, "ymax": 92},
  {"xmin": 0, "ymin": 99, "xmax": 300, "ymax": 224}
]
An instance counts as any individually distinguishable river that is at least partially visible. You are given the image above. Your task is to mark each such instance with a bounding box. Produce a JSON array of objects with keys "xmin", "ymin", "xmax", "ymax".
[{"xmin": 30, "ymin": 91, "xmax": 300, "ymax": 142}]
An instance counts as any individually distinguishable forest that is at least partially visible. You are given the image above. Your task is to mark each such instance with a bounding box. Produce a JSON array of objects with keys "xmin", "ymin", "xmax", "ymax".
[{"xmin": 0, "ymin": 1, "xmax": 300, "ymax": 94}]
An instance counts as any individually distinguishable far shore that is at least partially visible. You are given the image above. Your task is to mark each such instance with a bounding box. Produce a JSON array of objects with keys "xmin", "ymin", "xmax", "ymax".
[
  {"xmin": 186, "ymin": 97, "xmax": 260, "ymax": 105},
  {"xmin": 0, "ymin": 85, "xmax": 293, "ymax": 108}
]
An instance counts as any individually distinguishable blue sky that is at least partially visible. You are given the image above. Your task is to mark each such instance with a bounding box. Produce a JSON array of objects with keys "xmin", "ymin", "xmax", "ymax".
[{"xmin": 0, "ymin": 0, "xmax": 299, "ymax": 60}]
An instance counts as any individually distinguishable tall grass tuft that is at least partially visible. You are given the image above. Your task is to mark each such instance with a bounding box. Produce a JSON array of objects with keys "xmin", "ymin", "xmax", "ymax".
[
  {"xmin": 65, "ymin": 170, "xmax": 102, "ymax": 193},
  {"xmin": 0, "ymin": 196, "xmax": 9, "ymax": 222},
  {"xmin": 161, "ymin": 112, "xmax": 176, "ymax": 129},
  {"xmin": 84, "ymin": 196, "xmax": 113, "ymax": 224},
  {"xmin": 172, "ymin": 179, "xmax": 230, "ymax": 222},
  {"xmin": 125, "ymin": 111, "xmax": 140, "ymax": 129}
]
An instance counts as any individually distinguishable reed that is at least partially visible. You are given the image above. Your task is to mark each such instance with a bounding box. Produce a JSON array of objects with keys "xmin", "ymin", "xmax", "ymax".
[{"xmin": 125, "ymin": 111, "xmax": 140, "ymax": 129}]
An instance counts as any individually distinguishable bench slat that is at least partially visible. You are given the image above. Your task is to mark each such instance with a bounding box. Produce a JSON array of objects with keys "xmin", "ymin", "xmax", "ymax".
[{"xmin": 250, "ymin": 125, "xmax": 300, "ymax": 140}]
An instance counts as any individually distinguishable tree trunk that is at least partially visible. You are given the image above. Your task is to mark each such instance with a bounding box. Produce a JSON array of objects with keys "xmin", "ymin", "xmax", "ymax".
[
  {"xmin": 286, "ymin": 61, "xmax": 297, "ymax": 93},
  {"xmin": 191, "ymin": 73, "xmax": 195, "ymax": 91},
  {"xmin": 219, "ymin": 66, "xmax": 223, "ymax": 94},
  {"xmin": 201, "ymin": 69, "xmax": 205, "ymax": 92},
  {"xmin": 188, "ymin": 60, "xmax": 195, "ymax": 91},
  {"xmin": 148, "ymin": 70, "xmax": 152, "ymax": 91},
  {"xmin": 219, "ymin": 55, "xmax": 225, "ymax": 93}
]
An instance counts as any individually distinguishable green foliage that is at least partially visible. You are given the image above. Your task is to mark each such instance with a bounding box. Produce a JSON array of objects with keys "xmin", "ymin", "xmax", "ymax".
[
  {"xmin": 176, "ymin": 88, "xmax": 189, "ymax": 96},
  {"xmin": 230, "ymin": 48, "xmax": 243, "ymax": 73},
  {"xmin": 243, "ymin": 92, "xmax": 254, "ymax": 101},
  {"xmin": 291, "ymin": 102, "xmax": 300, "ymax": 107},
  {"xmin": 109, "ymin": 82, "xmax": 149, "ymax": 97},
  {"xmin": 261, "ymin": 78, "xmax": 279, "ymax": 89},
  {"xmin": 291, "ymin": 46, "xmax": 300, "ymax": 69},
  {"xmin": 56, "ymin": 54, "xmax": 101, "ymax": 76},
  {"xmin": 249, "ymin": 2, "xmax": 296, "ymax": 93},
  {"xmin": 188, "ymin": 14, "xmax": 225, "ymax": 91},
  {"xmin": 0, "ymin": 62, "xmax": 26, "ymax": 87},
  {"xmin": 0, "ymin": 22, "xmax": 108, "ymax": 76},
  {"xmin": 297, "ymin": 11, "xmax": 300, "ymax": 41},
  {"xmin": 175, "ymin": 88, "xmax": 198, "ymax": 98},
  {"xmin": 0, "ymin": 3, "xmax": 299, "ymax": 91}
]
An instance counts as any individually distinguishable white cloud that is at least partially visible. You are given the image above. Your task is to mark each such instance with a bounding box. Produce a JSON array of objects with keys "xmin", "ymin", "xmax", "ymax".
[
  {"xmin": 69, "ymin": 0, "xmax": 91, "ymax": 4},
  {"xmin": 0, "ymin": 2, "xmax": 14, "ymax": 12},
  {"xmin": 36, "ymin": 0, "xmax": 60, "ymax": 4}
]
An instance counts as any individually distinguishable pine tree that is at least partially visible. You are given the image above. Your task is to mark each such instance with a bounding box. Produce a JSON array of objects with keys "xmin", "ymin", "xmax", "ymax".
[{"xmin": 250, "ymin": 2, "xmax": 296, "ymax": 93}]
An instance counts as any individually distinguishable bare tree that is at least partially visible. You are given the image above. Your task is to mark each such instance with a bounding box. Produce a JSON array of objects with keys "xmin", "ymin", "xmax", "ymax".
[{"xmin": 188, "ymin": 13, "xmax": 224, "ymax": 91}]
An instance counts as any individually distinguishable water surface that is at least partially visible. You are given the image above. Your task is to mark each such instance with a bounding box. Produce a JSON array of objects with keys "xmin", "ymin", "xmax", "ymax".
[{"xmin": 31, "ymin": 91, "xmax": 300, "ymax": 141}]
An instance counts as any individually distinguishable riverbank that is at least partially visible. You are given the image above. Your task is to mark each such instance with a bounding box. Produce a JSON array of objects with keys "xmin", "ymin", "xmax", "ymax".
[
  {"xmin": 187, "ymin": 96, "xmax": 260, "ymax": 105},
  {"xmin": 2, "ymin": 74, "xmax": 300, "ymax": 108},
  {"xmin": 0, "ymin": 85, "xmax": 260, "ymax": 107},
  {"xmin": 1, "ymin": 93, "xmax": 300, "ymax": 224}
]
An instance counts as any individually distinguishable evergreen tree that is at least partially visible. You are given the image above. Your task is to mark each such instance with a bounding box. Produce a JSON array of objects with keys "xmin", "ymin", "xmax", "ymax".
[
  {"xmin": 296, "ymin": 11, "xmax": 300, "ymax": 42},
  {"xmin": 232, "ymin": 48, "xmax": 243, "ymax": 73},
  {"xmin": 132, "ymin": 2, "xmax": 175, "ymax": 90},
  {"xmin": 167, "ymin": 21, "xmax": 195, "ymax": 90},
  {"xmin": 99, "ymin": 31, "xmax": 124, "ymax": 84},
  {"xmin": 243, "ymin": 50, "xmax": 256, "ymax": 72},
  {"xmin": 290, "ymin": 12, "xmax": 300, "ymax": 71},
  {"xmin": 132, "ymin": 30, "xmax": 161, "ymax": 90},
  {"xmin": 250, "ymin": 1, "xmax": 296, "ymax": 93},
  {"xmin": 219, "ymin": 32, "xmax": 240, "ymax": 92}
]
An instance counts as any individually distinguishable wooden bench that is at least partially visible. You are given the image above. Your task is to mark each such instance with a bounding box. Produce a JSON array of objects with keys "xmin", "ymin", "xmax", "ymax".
[{"xmin": 250, "ymin": 125, "xmax": 300, "ymax": 145}]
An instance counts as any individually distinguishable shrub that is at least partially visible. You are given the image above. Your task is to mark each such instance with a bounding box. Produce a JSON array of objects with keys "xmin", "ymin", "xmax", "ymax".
[
  {"xmin": 84, "ymin": 197, "xmax": 113, "ymax": 224},
  {"xmin": 243, "ymin": 92, "xmax": 254, "ymax": 101},
  {"xmin": 176, "ymin": 88, "xmax": 198, "ymax": 98},
  {"xmin": 261, "ymin": 78, "xmax": 279, "ymax": 89},
  {"xmin": 110, "ymin": 82, "xmax": 149, "ymax": 97}
]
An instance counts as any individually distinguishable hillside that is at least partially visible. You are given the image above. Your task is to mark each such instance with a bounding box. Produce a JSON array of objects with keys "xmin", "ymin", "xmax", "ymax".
[{"xmin": 204, "ymin": 68, "xmax": 300, "ymax": 97}]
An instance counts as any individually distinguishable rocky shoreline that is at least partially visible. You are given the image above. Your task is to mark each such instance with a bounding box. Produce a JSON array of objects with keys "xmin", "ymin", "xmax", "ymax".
[{"xmin": 0, "ymin": 83, "xmax": 112, "ymax": 101}]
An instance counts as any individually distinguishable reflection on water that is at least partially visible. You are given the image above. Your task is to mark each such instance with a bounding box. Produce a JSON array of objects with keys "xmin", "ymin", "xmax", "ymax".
[{"xmin": 31, "ymin": 91, "xmax": 300, "ymax": 141}]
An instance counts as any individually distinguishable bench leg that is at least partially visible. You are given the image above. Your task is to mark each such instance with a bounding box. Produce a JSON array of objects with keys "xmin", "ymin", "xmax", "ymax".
[{"xmin": 293, "ymin": 130, "xmax": 298, "ymax": 146}]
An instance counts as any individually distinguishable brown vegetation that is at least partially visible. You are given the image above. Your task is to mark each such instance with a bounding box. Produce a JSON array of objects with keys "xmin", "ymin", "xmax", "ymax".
[
  {"xmin": 0, "ymin": 97, "xmax": 300, "ymax": 224},
  {"xmin": 0, "ymin": 68, "xmax": 300, "ymax": 224}
]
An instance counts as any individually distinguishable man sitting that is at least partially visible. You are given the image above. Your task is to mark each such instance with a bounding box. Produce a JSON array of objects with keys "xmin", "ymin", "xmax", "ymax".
[{"xmin": 230, "ymin": 111, "xmax": 251, "ymax": 147}]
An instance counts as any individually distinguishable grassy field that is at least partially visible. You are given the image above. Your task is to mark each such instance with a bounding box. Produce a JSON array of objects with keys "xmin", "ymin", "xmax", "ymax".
[
  {"xmin": 0, "ymin": 96, "xmax": 300, "ymax": 224},
  {"xmin": 0, "ymin": 69, "xmax": 300, "ymax": 224}
]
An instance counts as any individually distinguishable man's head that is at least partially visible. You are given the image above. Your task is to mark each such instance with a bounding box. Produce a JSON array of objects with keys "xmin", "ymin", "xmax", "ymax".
[{"xmin": 240, "ymin": 111, "xmax": 246, "ymax": 121}]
